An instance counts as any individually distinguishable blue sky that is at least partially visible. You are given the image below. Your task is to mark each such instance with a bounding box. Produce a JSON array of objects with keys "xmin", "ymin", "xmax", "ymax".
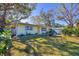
[
  {"xmin": 31, "ymin": 3, "xmax": 60, "ymax": 16},
  {"xmin": 21, "ymin": 3, "xmax": 69, "ymax": 25}
]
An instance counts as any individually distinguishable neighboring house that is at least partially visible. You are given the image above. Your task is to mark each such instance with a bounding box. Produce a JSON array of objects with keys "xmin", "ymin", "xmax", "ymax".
[
  {"xmin": 52, "ymin": 27, "xmax": 63, "ymax": 35},
  {"xmin": 12, "ymin": 23, "xmax": 50, "ymax": 36}
]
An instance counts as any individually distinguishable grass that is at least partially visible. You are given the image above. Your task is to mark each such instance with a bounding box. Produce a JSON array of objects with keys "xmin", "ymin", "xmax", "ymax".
[{"xmin": 2, "ymin": 35, "xmax": 79, "ymax": 56}]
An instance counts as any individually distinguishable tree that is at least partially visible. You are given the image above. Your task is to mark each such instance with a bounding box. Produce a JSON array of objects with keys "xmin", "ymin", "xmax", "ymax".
[
  {"xmin": 0, "ymin": 3, "xmax": 36, "ymax": 29},
  {"xmin": 40, "ymin": 9, "xmax": 54, "ymax": 28},
  {"xmin": 57, "ymin": 4, "xmax": 79, "ymax": 27},
  {"xmin": 31, "ymin": 16, "xmax": 43, "ymax": 25},
  {"xmin": 31, "ymin": 9, "xmax": 54, "ymax": 29},
  {"xmin": 0, "ymin": 3, "xmax": 36, "ymax": 55}
]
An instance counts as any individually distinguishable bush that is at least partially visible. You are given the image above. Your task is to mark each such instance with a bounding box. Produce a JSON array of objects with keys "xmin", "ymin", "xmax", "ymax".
[
  {"xmin": 0, "ymin": 30, "xmax": 12, "ymax": 55},
  {"xmin": 47, "ymin": 29, "xmax": 57, "ymax": 36},
  {"xmin": 0, "ymin": 30, "xmax": 12, "ymax": 38},
  {"xmin": 62, "ymin": 26, "xmax": 79, "ymax": 36},
  {"xmin": 62, "ymin": 26, "xmax": 73, "ymax": 36},
  {"xmin": 18, "ymin": 34, "xmax": 25, "ymax": 36},
  {"xmin": 73, "ymin": 28, "xmax": 79, "ymax": 36}
]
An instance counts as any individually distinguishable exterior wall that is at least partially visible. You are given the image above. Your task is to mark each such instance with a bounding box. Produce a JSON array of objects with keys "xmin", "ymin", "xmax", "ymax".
[
  {"xmin": 15, "ymin": 24, "xmax": 48, "ymax": 36},
  {"xmin": 26, "ymin": 26, "xmax": 38, "ymax": 34},
  {"xmin": 16, "ymin": 26, "xmax": 26, "ymax": 36},
  {"xmin": 40, "ymin": 27, "xmax": 48, "ymax": 34},
  {"xmin": 34, "ymin": 26, "xmax": 48, "ymax": 34},
  {"xmin": 52, "ymin": 28, "xmax": 63, "ymax": 34},
  {"xmin": 25, "ymin": 26, "xmax": 48, "ymax": 34},
  {"xmin": 11, "ymin": 28, "xmax": 16, "ymax": 35},
  {"xmin": 15, "ymin": 25, "xmax": 41, "ymax": 35}
]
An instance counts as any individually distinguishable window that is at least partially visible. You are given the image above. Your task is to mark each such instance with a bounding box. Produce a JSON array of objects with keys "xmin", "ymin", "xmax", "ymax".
[
  {"xmin": 25, "ymin": 26, "xmax": 32, "ymax": 30},
  {"xmin": 41, "ymin": 28, "xmax": 46, "ymax": 31}
]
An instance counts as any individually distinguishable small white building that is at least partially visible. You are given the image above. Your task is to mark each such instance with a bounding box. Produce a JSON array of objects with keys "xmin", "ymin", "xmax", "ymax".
[{"xmin": 52, "ymin": 28, "xmax": 63, "ymax": 35}]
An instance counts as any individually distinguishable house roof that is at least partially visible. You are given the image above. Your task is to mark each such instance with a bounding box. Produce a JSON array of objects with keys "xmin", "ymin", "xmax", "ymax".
[{"xmin": 17, "ymin": 22, "xmax": 48, "ymax": 28}]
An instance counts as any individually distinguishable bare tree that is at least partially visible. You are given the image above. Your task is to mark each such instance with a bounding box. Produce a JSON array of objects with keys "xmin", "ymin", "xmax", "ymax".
[
  {"xmin": 31, "ymin": 9, "xmax": 54, "ymax": 29},
  {"xmin": 31, "ymin": 16, "xmax": 43, "ymax": 25},
  {"xmin": 40, "ymin": 9, "xmax": 54, "ymax": 28},
  {"xmin": 57, "ymin": 4, "xmax": 79, "ymax": 27}
]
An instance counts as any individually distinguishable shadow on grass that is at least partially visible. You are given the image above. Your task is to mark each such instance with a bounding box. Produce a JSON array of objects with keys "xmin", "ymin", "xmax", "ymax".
[
  {"xmin": 11, "ymin": 36, "xmax": 79, "ymax": 56},
  {"xmin": 52, "ymin": 41, "xmax": 79, "ymax": 56}
]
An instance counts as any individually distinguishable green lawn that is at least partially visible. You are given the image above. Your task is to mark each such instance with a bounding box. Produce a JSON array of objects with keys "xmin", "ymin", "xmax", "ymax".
[{"xmin": 8, "ymin": 36, "xmax": 79, "ymax": 56}]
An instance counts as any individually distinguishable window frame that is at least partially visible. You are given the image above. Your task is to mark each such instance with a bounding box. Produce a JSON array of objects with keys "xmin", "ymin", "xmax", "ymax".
[
  {"xmin": 41, "ymin": 28, "xmax": 46, "ymax": 31},
  {"xmin": 25, "ymin": 26, "xmax": 33, "ymax": 30}
]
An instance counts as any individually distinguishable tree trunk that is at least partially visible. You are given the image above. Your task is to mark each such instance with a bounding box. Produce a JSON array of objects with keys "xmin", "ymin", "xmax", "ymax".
[
  {"xmin": 0, "ymin": 6, "xmax": 7, "ymax": 31},
  {"xmin": 68, "ymin": 22, "xmax": 74, "ymax": 28}
]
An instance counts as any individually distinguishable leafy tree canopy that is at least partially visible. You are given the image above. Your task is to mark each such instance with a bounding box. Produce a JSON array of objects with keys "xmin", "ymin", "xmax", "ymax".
[{"xmin": 0, "ymin": 3, "xmax": 36, "ymax": 28}]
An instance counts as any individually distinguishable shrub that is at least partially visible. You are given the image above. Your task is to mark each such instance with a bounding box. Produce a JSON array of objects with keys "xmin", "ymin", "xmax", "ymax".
[
  {"xmin": 47, "ymin": 29, "xmax": 57, "ymax": 36},
  {"xmin": 18, "ymin": 34, "xmax": 25, "ymax": 36},
  {"xmin": 62, "ymin": 26, "xmax": 79, "ymax": 36},
  {"xmin": 73, "ymin": 28, "xmax": 79, "ymax": 36},
  {"xmin": 62, "ymin": 26, "xmax": 73, "ymax": 36},
  {"xmin": 0, "ymin": 30, "xmax": 12, "ymax": 55}
]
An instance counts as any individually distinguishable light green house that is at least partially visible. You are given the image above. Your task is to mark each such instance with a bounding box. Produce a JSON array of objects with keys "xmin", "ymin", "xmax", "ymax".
[{"xmin": 13, "ymin": 23, "xmax": 50, "ymax": 36}]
